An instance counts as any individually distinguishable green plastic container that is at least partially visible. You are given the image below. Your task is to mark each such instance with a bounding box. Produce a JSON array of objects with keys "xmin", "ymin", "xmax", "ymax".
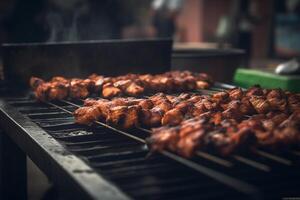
[{"xmin": 234, "ymin": 68, "xmax": 300, "ymax": 92}]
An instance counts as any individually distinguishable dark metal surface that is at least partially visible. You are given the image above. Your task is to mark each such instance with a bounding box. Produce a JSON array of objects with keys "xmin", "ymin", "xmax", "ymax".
[
  {"xmin": 173, "ymin": 48, "xmax": 245, "ymax": 57},
  {"xmin": 2, "ymin": 39, "xmax": 172, "ymax": 87},
  {"xmin": 0, "ymin": 131, "xmax": 27, "ymax": 200},
  {"xmin": 0, "ymin": 99, "xmax": 130, "ymax": 200}
]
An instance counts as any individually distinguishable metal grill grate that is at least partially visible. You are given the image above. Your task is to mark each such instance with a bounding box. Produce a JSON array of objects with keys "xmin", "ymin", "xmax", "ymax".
[{"xmin": 4, "ymin": 86, "xmax": 300, "ymax": 200}]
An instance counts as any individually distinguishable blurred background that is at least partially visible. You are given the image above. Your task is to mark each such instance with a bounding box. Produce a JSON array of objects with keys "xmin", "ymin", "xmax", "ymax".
[
  {"xmin": 1, "ymin": 0, "xmax": 300, "ymax": 61},
  {"xmin": 0, "ymin": 0, "xmax": 300, "ymax": 199}
]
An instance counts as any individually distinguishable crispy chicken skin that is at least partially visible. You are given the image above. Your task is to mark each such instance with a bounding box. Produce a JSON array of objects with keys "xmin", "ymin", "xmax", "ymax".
[
  {"xmin": 126, "ymin": 82, "xmax": 145, "ymax": 96},
  {"xmin": 88, "ymin": 74, "xmax": 105, "ymax": 92},
  {"xmin": 74, "ymin": 97, "xmax": 142, "ymax": 128},
  {"xmin": 102, "ymin": 83, "xmax": 122, "ymax": 98},
  {"xmin": 35, "ymin": 81, "xmax": 69, "ymax": 101},
  {"xmin": 73, "ymin": 106, "xmax": 102, "ymax": 125},
  {"xmin": 249, "ymin": 96, "xmax": 271, "ymax": 114},
  {"xmin": 106, "ymin": 105, "xmax": 141, "ymax": 129},
  {"xmin": 162, "ymin": 108, "xmax": 184, "ymax": 126},
  {"xmin": 69, "ymin": 79, "xmax": 91, "ymax": 99},
  {"xmin": 140, "ymin": 107, "xmax": 164, "ymax": 127},
  {"xmin": 31, "ymin": 76, "xmax": 94, "ymax": 101}
]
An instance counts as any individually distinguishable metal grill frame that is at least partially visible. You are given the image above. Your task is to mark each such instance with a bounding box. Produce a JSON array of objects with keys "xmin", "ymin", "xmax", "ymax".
[
  {"xmin": 0, "ymin": 99, "xmax": 130, "ymax": 200},
  {"xmin": 0, "ymin": 97, "xmax": 260, "ymax": 200},
  {"xmin": 1, "ymin": 83, "xmax": 300, "ymax": 200}
]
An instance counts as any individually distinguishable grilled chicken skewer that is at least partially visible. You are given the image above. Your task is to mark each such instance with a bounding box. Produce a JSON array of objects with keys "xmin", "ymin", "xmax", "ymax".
[
  {"xmin": 150, "ymin": 109, "xmax": 300, "ymax": 157},
  {"xmin": 73, "ymin": 86, "xmax": 300, "ymax": 157},
  {"xmin": 149, "ymin": 86, "xmax": 300, "ymax": 157},
  {"xmin": 74, "ymin": 86, "xmax": 300, "ymax": 128},
  {"xmin": 30, "ymin": 71, "xmax": 213, "ymax": 101}
]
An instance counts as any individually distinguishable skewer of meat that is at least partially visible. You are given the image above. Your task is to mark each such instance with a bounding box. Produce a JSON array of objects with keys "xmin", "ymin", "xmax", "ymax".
[
  {"xmin": 30, "ymin": 71, "xmax": 214, "ymax": 101},
  {"xmin": 73, "ymin": 85, "xmax": 300, "ymax": 157}
]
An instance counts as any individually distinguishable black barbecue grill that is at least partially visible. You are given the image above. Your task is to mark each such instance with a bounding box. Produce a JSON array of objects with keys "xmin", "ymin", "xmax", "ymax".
[{"xmin": 1, "ymin": 39, "xmax": 300, "ymax": 200}]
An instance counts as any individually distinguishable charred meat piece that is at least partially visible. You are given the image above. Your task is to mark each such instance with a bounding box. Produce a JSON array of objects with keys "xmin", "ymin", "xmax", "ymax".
[
  {"xmin": 73, "ymin": 106, "xmax": 102, "ymax": 125},
  {"xmin": 37, "ymin": 82, "xmax": 69, "ymax": 101},
  {"xmin": 206, "ymin": 127, "xmax": 255, "ymax": 156},
  {"xmin": 266, "ymin": 89, "xmax": 287, "ymax": 111},
  {"xmin": 228, "ymin": 88, "xmax": 244, "ymax": 100},
  {"xmin": 51, "ymin": 76, "xmax": 69, "ymax": 84},
  {"xmin": 149, "ymin": 126, "xmax": 180, "ymax": 153},
  {"xmin": 125, "ymin": 82, "xmax": 145, "ymax": 96},
  {"xmin": 47, "ymin": 82, "xmax": 69, "ymax": 100},
  {"xmin": 222, "ymin": 100, "xmax": 243, "ymax": 121},
  {"xmin": 32, "ymin": 76, "xmax": 69, "ymax": 101},
  {"xmin": 102, "ymin": 83, "xmax": 122, "ymax": 98},
  {"xmin": 138, "ymin": 99, "xmax": 154, "ymax": 109},
  {"xmin": 249, "ymin": 96, "xmax": 271, "ymax": 114},
  {"xmin": 30, "ymin": 77, "xmax": 45, "ymax": 89},
  {"xmin": 176, "ymin": 124, "xmax": 206, "ymax": 157},
  {"xmin": 287, "ymin": 93, "xmax": 300, "ymax": 113},
  {"xmin": 75, "ymin": 98, "xmax": 141, "ymax": 128},
  {"xmin": 70, "ymin": 83, "xmax": 300, "ymax": 157},
  {"xmin": 212, "ymin": 91, "xmax": 229, "ymax": 103},
  {"xmin": 140, "ymin": 107, "xmax": 164, "ymax": 127},
  {"xmin": 88, "ymin": 74, "xmax": 105, "ymax": 92},
  {"xmin": 69, "ymin": 79, "xmax": 92, "ymax": 99},
  {"xmin": 246, "ymin": 85, "xmax": 264, "ymax": 97},
  {"xmin": 106, "ymin": 105, "xmax": 141, "ymax": 129},
  {"xmin": 162, "ymin": 109, "xmax": 184, "ymax": 126},
  {"xmin": 31, "ymin": 70, "xmax": 214, "ymax": 100}
]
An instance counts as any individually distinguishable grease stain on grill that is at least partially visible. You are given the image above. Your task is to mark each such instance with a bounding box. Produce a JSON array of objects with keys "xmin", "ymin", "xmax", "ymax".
[
  {"xmin": 68, "ymin": 130, "xmax": 93, "ymax": 136},
  {"xmin": 49, "ymin": 148, "xmax": 72, "ymax": 156}
]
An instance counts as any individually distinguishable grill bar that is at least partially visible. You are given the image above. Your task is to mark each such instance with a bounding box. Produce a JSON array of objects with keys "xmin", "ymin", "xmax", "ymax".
[
  {"xmin": 161, "ymin": 151, "xmax": 260, "ymax": 197},
  {"xmin": 233, "ymin": 155, "xmax": 270, "ymax": 172},
  {"xmin": 195, "ymin": 151, "xmax": 233, "ymax": 167},
  {"xmin": 253, "ymin": 150, "xmax": 292, "ymax": 166}
]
